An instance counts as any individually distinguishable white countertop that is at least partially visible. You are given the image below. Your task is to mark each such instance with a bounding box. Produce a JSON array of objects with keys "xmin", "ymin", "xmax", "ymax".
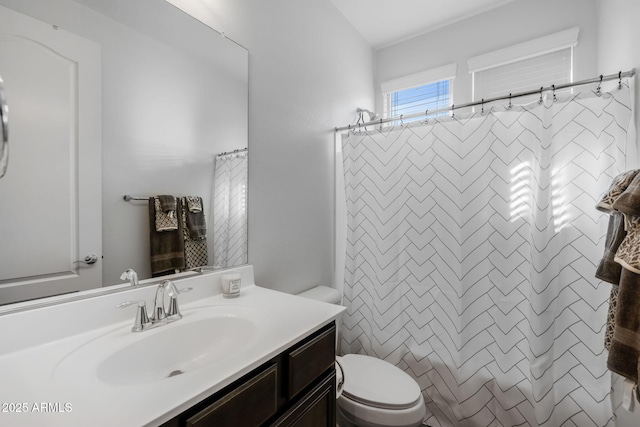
[{"xmin": 0, "ymin": 270, "xmax": 344, "ymax": 427}]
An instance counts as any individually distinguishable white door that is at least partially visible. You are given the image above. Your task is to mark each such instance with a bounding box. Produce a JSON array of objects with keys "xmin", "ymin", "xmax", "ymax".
[{"xmin": 0, "ymin": 5, "xmax": 102, "ymax": 305}]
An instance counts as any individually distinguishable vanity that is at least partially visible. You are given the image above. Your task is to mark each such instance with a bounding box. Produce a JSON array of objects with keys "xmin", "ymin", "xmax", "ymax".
[{"xmin": 0, "ymin": 266, "xmax": 345, "ymax": 426}]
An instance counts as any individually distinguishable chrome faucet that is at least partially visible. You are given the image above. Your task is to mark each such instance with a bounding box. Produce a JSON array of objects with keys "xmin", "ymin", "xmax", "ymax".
[
  {"xmin": 120, "ymin": 268, "xmax": 139, "ymax": 287},
  {"xmin": 117, "ymin": 280, "xmax": 191, "ymax": 332}
]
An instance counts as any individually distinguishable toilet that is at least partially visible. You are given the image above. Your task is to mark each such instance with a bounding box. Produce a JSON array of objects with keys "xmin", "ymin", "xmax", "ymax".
[{"xmin": 298, "ymin": 286, "xmax": 427, "ymax": 427}]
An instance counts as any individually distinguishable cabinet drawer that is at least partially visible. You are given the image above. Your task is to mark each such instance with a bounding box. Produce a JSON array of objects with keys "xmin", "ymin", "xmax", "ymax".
[
  {"xmin": 186, "ymin": 363, "xmax": 278, "ymax": 427},
  {"xmin": 287, "ymin": 324, "xmax": 335, "ymax": 399}
]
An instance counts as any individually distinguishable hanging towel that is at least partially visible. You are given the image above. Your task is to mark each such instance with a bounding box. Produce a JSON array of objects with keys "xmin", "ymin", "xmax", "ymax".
[
  {"xmin": 614, "ymin": 216, "xmax": 640, "ymax": 275},
  {"xmin": 181, "ymin": 197, "xmax": 208, "ymax": 269},
  {"xmin": 597, "ymin": 169, "xmax": 640, "ymax": 213},
  {"xmin": 614, "ymin": 171, "xmax": 640, "ymax": 217},
  {"xmin": 607, "ymin": 268, "xmax": 640, "ymax": 383},
  {"xmin": 183, "ymin": 196, "xmax": 207, "ymax": 240},
  {"xmin": 597, "ymin": 213, "xmax": 626, "ymax": 351},
  {"xmin": 596, "ymin": 213, "xmax": 627, "ymax": 284},
  {"xmin": 185, "ymin": 195, "xmax": 202, "ymax": 213},
  {"xmin": 154, "ymin": 195, "xmax": 178, "ymax": 231},
  {"xmin": 149, "ymin": 197, "xmax": 185, "ymax": 276}
]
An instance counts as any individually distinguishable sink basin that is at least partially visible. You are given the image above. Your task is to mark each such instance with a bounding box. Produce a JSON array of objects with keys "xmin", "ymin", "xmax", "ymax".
[
  {"xmin": 97, "ymin": 316, "xmax": 257, "ymax": 385},
  {"xmin": 54, "ymin": 305, "xmax": 270, "ymax": 386}
]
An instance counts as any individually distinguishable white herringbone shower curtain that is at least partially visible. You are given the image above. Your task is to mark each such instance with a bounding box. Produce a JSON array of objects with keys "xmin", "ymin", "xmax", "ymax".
[
  {"xmin": 212, "ymin": 152, "xmax": 248, "ymax": 268},
  {"xmin": 340, "ymin": 85, "xmax": 633, "ymax": 427}
]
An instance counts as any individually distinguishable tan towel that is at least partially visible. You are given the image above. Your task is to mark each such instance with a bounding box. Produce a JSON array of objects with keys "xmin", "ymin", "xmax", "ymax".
[
  {"xmin": 149, "ymin": 197, "xmax": 185, "ymax": 276},
  {"xmin": 607, "ymin": 268, "xmax": 640, "ymax": 382}
]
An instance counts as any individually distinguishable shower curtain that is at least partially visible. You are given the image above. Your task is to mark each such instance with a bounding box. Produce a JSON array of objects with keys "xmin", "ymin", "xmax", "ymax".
[
  {"xmin": 211, "ymin": 151, "xmax": 248, "ymax": 268},
  {"xmin": 340, "ymin": 84, "xmax": 634, "ymax": 427}
]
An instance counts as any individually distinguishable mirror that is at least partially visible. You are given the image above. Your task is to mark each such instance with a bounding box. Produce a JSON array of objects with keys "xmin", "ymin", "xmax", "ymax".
[{"xmin": 0, "ymin": 0, "xmax": 248, "ymax": 307}]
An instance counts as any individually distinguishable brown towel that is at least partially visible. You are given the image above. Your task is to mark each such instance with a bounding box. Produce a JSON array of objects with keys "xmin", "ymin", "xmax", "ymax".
[
  {"xmin": 613, "ymin": 172, "xmax": 640, "ymax": 217},
  {"xmin": 149, "ymin": 197, "xmax": 185, "ymax": 277},
  {"xmin": 157, "ymin": 194, "xmax": 177, "ymax": 212},
  {"xmin": 181, "ymin": 198, "xmax": 208, "ymax": 269},
  {"xmin": 607, "ymin": 268, "xmax": 640, "ymax": 382},
  {"xmin": 596, "ymin": 212, "xmax": 626, "ymax": 284},
  {"xmin": 183, "ymin": 196, "xmax": 207, "ymax": 240}
]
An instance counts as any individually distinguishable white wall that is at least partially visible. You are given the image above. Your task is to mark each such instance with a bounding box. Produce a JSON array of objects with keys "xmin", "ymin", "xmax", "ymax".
[
  {"xmin": 375, "ymin": 0, "xmax": 599, "ymax": 114},
  {"xmin": 205, "ymin": 0, "xmax": 375, "ymax": 294},
  {"xmin": 598, "ymin": 0, "xmax": 640, "ymax": 154}
]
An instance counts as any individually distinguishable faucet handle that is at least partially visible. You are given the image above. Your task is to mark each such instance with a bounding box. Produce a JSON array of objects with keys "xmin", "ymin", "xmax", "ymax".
[
  {"xmin": 119, "ymin": 268, "xmax": 139, "ymax": 286},
  {"xmin": 166, "ymin": 286, "xmax": 192, "ymax": 320},
  {"xmin": 117, "ymin": 300, "xmax": 150, "ymax": 332}
]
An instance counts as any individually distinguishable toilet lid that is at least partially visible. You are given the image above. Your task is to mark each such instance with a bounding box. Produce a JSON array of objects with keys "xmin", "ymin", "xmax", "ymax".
[{"xmin": 339, "ymin": 354, "xmax": 422, "ymax": 410}]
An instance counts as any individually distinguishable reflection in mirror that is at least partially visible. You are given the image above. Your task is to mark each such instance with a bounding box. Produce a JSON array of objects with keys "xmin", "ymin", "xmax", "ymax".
[{"xmin": 0, "ymin": 0, "xmax": 248, "ymax": 307}]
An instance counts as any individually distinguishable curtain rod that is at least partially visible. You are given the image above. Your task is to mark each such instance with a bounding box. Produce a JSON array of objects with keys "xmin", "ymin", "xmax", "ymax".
[
  {"xmin": 216, "ymin": 147, "xmax": 247, "ymax": 157},
  {"xmin": 334, "ymin": 69, "xmax": 636, "ymax": 132}
]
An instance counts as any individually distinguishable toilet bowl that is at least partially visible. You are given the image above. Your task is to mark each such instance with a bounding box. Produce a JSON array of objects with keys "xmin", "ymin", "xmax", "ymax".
[{"xmin": 298, "ymin": 286, "xmax": 427, "ymax": 427}]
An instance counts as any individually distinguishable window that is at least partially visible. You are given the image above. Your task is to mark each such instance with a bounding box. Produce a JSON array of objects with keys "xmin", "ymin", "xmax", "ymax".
[
  {"xmin": 381, "ymin": 63, "xmax": 456, "ymax": 124},
  {"xmin": 384, "ymin": 80, "xmax": 451, "ymax": 122},
  {"xmin": 473, "ymin": 48, "xmax": 573, "ymax": 103},
  {"xmin": 469, "ymin": 27, "xmax": 578, "ymax": 104}
]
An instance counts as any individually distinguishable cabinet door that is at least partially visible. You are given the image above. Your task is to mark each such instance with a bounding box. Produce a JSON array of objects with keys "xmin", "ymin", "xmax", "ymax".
[
  {"xmin": 186, "ymin": 364, "xmax": 278, "ymax": 427},
  {"xmin": 271, "ymin": 371, "xmax": 336, "ymax": 427}
]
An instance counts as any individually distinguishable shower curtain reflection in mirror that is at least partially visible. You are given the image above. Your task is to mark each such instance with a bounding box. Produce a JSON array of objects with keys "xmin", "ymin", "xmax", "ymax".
[
  {"xmin": 212, "ymin": 150, "xmax": 248, "ymax": 268},
  {"xmin": 339, "ymin": 83, "xmax": 634, "ymax": 427}
]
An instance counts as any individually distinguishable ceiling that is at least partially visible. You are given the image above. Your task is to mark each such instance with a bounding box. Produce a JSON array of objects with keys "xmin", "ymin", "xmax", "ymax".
[{"xmin": 329, "ymin": 0, "xmax": 516, "ymax": 49}]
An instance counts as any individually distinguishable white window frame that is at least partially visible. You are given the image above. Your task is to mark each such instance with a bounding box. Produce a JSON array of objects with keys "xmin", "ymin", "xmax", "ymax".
[{"xmin": 381, "ymin": 63, "xmax": 457, "ymax": 120}]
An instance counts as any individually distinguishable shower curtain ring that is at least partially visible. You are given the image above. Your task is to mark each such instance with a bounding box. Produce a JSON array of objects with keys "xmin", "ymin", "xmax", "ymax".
[
  {"xmin": 481, "ymin": 99, "xmax": 484, "ymax": 114},
  {"xmin": 379, "ymin": 118, "xmax": 383, "ymax": 131},
  {"xmin": 596, "ymin": 75, "xmax": 603, "ymax": 96},
  {"xmin": 619, "ymin": 71, "xmax": 623, "ymax": 89},
  {"xmin": 507, "ymin": 93, "xmax": 512, "ymax": 110},
  {"xmin": 539, "ymin": 87, "xmax": 544, "ymax": 104},
  {"xmin": 451, "ymin": 105, "xmax": 455, "ymax": 120},
  {"xmin": 424, "ymin": 109, "xmax": 429, "ymax": 124},
  {"xmin": 552, "ymin": 84, "xmax": 557, "ymax": 102},
  {"xmin": 400, "ymin": 114, "xmax": 404, "ymax": 127}
]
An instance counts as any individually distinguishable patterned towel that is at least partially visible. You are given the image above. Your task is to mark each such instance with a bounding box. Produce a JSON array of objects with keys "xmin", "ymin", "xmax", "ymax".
[
  {"xmin": 185, "ymin": 196, "xmax": 202, "ymax": 213},
  {"xmin": 597, "ymin": 169, "xmax": 640, "ymax": 213},
  {"xmin": 154, "ymin": 195, "xmax": 178, "ymax": 231},
  {"xmin": 613, "ymin": 171, "xmax": 640, "ymax": 217},
  {"xmin": 181, "ymin": 198, "xmax": 208, "ymax": 269}
]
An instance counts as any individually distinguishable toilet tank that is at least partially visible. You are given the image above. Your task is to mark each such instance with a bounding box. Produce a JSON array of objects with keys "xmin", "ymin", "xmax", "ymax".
[{"xmin": 297, "ymin": 285, "xmax": 341, "ymax": 305}]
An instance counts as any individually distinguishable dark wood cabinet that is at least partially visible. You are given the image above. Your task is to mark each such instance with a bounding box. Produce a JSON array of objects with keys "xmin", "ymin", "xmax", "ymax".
[{"xmin": 160, "ymin": 322, "xmax": 337, "ymax": 427}]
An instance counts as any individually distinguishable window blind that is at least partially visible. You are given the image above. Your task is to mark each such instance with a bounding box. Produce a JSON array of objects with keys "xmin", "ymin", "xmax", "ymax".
[{"xmin": 473, "ymin": 47, "xmax": 573, "ymax": 104}]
